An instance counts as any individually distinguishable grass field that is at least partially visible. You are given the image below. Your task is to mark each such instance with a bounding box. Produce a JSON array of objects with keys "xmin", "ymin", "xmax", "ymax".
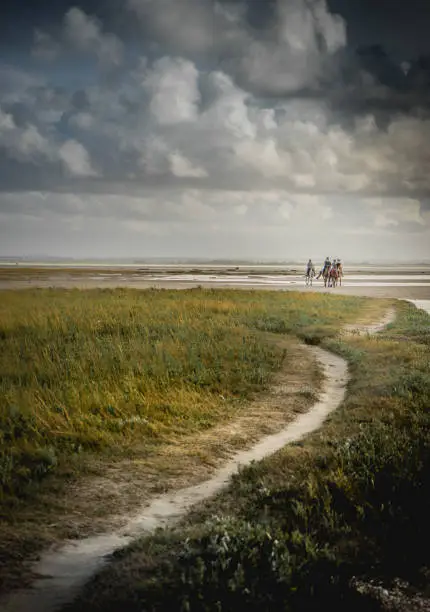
[
  {"xmin": 0, "ymin": 288, "xmax": 379, "ymax": 592},
  {"xmin": 65, "ymin": 300, "xmax": 430, "ymax": 611},
  {"xmin": 0, "ymin": 288, "xmax": 371, "ymax": 498}
]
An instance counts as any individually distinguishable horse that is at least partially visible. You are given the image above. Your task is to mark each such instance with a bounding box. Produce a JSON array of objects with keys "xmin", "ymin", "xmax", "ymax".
[
  {"xmin": 336, "ymin": 263, "xmax": 343, "ymax": 287},
  {"xmin": 305, "ymin": 267, "xmax": 316, "ymax": 287},
  {"xmin": 328, "ymin": 265, "xmax": 339, "ymax": 288},
  {"xmin": 322, "ymin": 266, "xmax": 331, "ymax": 287}
]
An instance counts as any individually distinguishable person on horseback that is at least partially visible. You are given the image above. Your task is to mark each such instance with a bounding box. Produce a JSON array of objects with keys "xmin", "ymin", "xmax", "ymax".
[
  {"xmin": 317, "ymin": 256, "xmax": 331, "ymax": 279},
  {"xmin": 326, "ymin": 258, "xmax": 338, "ymax": 288},
  {"xmin": 330, "ymin": 258, "xmax": 338, "ymax": 276},
  {"xmin": 306, "ymin": 259, "xmax": 315, "ymax": 275},
  {"xmin": 305, "ymin": 259, "xmax": 316, "ymax": 286}
]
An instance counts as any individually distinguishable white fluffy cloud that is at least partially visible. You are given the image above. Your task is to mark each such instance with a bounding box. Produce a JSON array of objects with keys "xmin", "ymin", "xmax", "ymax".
[
  {"xmin": 143, "ymin": 57, "xmax": 200, "ymax": 124},
  {"xmin": 2, "ymin": 54, "xmax": 429, "ymax": 198},
  {"xmin": 0, "ymin": 105, "xmax": 97, "ymax": 177},
  {"xmin": 169, "ymin": 152, "xmax": 207, "ymax": 178},
  {"xmin": 0, "ymin": 107, "xmax": 54, "ymax": 162},
  {"xmin": 58, "ymin": 140, "xmax": 98, "ymax": 177},
  {"xmin": 132, "ymin": 62, "xmax": 428, "ymax": 196}
]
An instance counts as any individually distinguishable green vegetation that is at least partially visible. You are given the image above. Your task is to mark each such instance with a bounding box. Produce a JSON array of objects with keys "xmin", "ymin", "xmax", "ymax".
[
  {"xmin": 0, "ymin": 287, "xmax": 378, "ymax": 593},
  {"xmin": 0, "ymin": 288, "xmax": 368, "ymax": 502},
  {"xmin": 66, "ymin": 300, "xmax": 430, "ymax": 611}
]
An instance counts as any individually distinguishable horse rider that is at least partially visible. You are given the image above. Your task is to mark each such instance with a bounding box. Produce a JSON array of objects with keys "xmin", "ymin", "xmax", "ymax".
[
  {"xmin": 306, "ymin": 259, "xmax": 315, "ymax": 276},
  {"xmin": 317, "ymin": 256, "xmax": 331, "ymax": 279}
]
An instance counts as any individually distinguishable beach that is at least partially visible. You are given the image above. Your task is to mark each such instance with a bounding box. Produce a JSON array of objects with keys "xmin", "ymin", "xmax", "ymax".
[{"xmin": 1, "ymin": 264, "xmax": 430, "ymax": 299}]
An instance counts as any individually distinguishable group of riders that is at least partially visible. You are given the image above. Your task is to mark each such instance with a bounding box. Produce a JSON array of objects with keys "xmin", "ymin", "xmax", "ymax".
[{"xmin": 305, "ymin": 257, "xmax": 343, "ymax": 288}]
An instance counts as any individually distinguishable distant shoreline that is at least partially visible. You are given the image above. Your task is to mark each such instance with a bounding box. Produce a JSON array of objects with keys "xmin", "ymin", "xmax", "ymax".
[
  {"xmin": 1, "ymin": 261, "xmax": 430, "ymax": 270},
  {"xmin": 1, "ymin": 263, "xmax": 430, "ymax": 273}
]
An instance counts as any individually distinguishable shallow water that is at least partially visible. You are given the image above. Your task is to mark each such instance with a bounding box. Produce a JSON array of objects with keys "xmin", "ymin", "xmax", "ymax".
[
  {"xmin": 145, "ymin": 273, "xmax": 430, "ymax": 288},
  {"xmin": 0, "ymin": 347, "xmax": 348, "ymax": 612}
]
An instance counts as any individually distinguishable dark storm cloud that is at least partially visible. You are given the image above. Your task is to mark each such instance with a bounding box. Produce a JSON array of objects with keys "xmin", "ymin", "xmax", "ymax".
[
  {"xmin": 3, "ymin": 1, "xmax": 430, "ymax": 106},
  {"xmin": 329, "ymin": 0, "xmax": 430, "ymax": 58}
]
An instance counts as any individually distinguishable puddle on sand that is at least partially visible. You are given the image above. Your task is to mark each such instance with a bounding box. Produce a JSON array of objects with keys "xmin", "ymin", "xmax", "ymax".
[{"xmin": 1, "ymin": 347, "xmax": 348, "ymax": 612}]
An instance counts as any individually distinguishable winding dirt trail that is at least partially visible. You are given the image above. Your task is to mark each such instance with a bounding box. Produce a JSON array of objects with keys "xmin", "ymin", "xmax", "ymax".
[
  {"xmin": 343, "ymin": 306, "xmax": 397, "ymax": 335},
  {"xmin": 0, "ymin": 312, "xmax": 395, "ymax": 612}
]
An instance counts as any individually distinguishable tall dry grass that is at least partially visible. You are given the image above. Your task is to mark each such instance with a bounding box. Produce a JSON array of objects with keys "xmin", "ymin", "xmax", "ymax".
[{"xmin": 0, "ymin": 288, "xmax": 369, "ymax": 499}]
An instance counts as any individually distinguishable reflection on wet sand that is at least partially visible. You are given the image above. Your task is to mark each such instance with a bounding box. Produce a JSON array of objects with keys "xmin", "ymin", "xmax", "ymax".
[{"xmin": 1, "ymin": 265, "xmax": 430, "ymax": 299}]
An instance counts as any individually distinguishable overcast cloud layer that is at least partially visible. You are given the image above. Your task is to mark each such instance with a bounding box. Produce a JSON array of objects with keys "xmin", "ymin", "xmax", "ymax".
[{"xmin": 1, "ymin": 0, "xmax": 430, "ymax": 261}]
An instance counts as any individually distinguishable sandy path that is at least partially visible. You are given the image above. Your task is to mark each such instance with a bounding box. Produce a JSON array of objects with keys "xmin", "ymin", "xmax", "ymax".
[
  {"xmin": 343, "ymin": 307, "xmax": 397, "ymax": 335},
  {"xmin": 0, "ymin": 309, "xmax": 401, "ymax": 612}
]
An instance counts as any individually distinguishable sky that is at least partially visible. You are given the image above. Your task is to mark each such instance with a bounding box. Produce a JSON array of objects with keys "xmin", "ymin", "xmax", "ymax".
[{"xmin": 1, "ymin": 0, "xmax": 430, "ymax": 261}]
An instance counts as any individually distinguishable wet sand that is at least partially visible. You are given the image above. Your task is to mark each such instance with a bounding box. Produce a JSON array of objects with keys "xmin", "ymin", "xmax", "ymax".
[
  {"xmin": 1, "ymin": 276, "xmax": 430, "ymax": 299},
  {"xmin": 1, "ymin": 264, "xmax": 430, "ymax": 299}
]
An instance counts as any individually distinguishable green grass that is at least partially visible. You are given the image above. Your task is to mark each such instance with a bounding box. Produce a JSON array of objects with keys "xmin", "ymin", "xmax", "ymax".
[
  {"xmin": 0, "ymin": 287, "xmax": 387, "ymax": 596},
  {"xmin": 66, "ymin": 300, "xmax": 430, "ymax": 611},
  {"xmin": 0, "ymin": 288, "xmax": 370, "ymax": 502}
]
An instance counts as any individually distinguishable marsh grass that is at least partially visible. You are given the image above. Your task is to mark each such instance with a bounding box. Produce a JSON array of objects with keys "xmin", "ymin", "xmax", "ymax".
[
  {"xmin": 1, "ymin": 288, "xmax": 389, "ymax": 597},
  {"xmin": 67, "ymin": 300, "xmax": 430, "ymax": 612},
  {"xmin": 0, "ymin": 288, "xmax": 370, "ymax": 502}
]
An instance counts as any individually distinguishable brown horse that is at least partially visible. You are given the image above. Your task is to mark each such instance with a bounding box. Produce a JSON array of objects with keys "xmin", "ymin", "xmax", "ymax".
[
  {"xmin": 328, "ymin": 265, "xmax": 339, "ymax": 288},
  {"xmin": 336, "ymin": 263, "xmax": 343, "ymax": 286},
  {"xmin": 322, "ymin": 266, "xmax": 330, "ymax": 287}
]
